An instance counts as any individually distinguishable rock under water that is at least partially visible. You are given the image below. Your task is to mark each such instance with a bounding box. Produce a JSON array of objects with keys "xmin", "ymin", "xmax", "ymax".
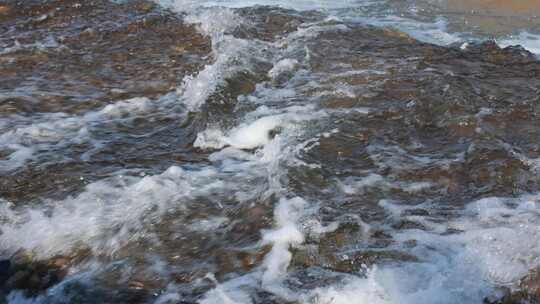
[{"xmin": 1, "ymin": 0, "xmax": 540, "ymax": 303}]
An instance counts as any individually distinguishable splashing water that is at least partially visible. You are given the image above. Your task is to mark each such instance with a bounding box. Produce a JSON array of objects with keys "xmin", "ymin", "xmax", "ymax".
[{"xmin": 1, "ymin": 0, "xmax": 540, "ymax": 303}]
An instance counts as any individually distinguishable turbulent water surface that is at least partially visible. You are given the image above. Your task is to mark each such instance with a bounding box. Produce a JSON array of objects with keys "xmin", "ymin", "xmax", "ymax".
[{"xmin": 1, "ymin": 0, "xmax": 540, "ymax": 303}]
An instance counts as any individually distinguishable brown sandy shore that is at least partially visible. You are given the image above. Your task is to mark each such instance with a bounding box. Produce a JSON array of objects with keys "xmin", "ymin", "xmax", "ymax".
[
  {"xmin": 446, "ymin": 0, "xmax": 540, "ymax": 16},
  {"xmin": 432, "ymin": 0, "xmax": 540, "ymax": 35}
]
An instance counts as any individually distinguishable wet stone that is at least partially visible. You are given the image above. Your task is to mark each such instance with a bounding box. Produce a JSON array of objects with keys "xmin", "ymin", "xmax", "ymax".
[
  {"xmin": 235, "ymin": 6, "xmax": 323, "ymax": 42},
  {"xmin": 0, "ymin": 260, "xmax": 10, "ymax": 283},
  {"xmin": 292, "ymin": 221, "xmax": 404, "ymax": 273},
  {"xmin": 484, "ymin": 269, "xmax": 540, "ymax": 303},
  {"xmin": 0, "ymin": 6, "xmax": 10, "ymax": 15},
  {"xmin": 391, "ymin": 220, "xmax": 426, "ymax": 230},
  {"xmin": 0, "ymin": 0, "xmax": 211, "ymax": 115},
  {"xmin": 1, "ymin": 1, "xmax": 540, "ymax": 302},
  {"xmin": 0, "ymin": 250, "xmax": 90, "ymax": 297},
  {"xmin": 485, "ymin": 291, "xmax": 540, "ymax": 304},
  {"xmin": 0, "ymin": 0, "xmax": 212, "ymax": 203},
  {"xmin": 521, "ymin": 269, "xmax": 540, "ymax": 297}
]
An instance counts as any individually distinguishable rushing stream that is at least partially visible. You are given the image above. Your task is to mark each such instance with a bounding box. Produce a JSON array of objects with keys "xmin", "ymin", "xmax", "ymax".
[{"xmin": 1, "ymin": 0, "xmax": 540, "ymax": 303}]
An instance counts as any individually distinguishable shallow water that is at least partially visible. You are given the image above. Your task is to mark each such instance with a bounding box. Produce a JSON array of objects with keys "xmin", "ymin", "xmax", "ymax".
[{"xmin": 1, "ymin": 0, "xmax": 540, "ymax": 303}]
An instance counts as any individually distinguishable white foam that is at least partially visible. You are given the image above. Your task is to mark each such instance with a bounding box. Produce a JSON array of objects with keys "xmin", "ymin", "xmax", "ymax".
[
  {"xmin": 156, "ymin": 0, "xmax": 374, "ymax": 11},
  {"xmin": 188, "ymin": 216, "xmax": 229, "ymax": 232},
  {"xmin": 177, "ymin": 34, "xmax": 252, "ymax": 111},
  {"xmin": 0, "ymin": 35, "xmax": 63, "ymax": 55},
  {"xmin": 498, "ymin": 32, "xmax": 540, "ymax": 55},
  {"xmin": 300, "ymin": 195, "xmax": 540, "ymax": 303},
  {"xmin": 194, "ymin": 116, "xmax": 281, "ymax": 150},
  {"xmin": 158, "ymin": 2, "xmax": 268, "ymax": 111},
  {"xmin": 200, "ymin": 286, "xmax": 253, "ymax": 304},
  {"xmin": 195, "ymin": 105, "xmax": 320, "ymax": 150},
  {"xmin": 226, "ymin": 115, "xmax": 284, "ymax": 150},
  {"xmin": 194, "ymin": 115, "xmax": 286, "ymax": 150},
  {"xmin": 199, "ymin": 273, "xmax": 257, "ymax": 304},
  {"xmin": 6, "ymin": 2, "xmax": 540, "ymax": 303},
  {"xmin": 196, "ymin": 192, "xmax": 540, "ymax": 304},
  {"xmin": 0, "ymin": 96, "xmax": 315, "ymax": 259},
  {"xmin": 261, "ymin": 197, "xmax": 306, "ymax": 282},
  {"xmin": 340, "ymin": 174, "xmax": 433, "ymax": 195},
  {"xmin": 268, "ymin": 59, "xmax": 299, "ymax": 81},
  {"xmin": 361, "ymin": 194, "xmax": 540, "ymax": 303},
  {"xmin": 0, "ymin": 165, "xmax": 235, "ymax": 258},
  {"xmin": 306, "ymin": 267, "xmax": 394, "ymax": 304},
  {"xmin": 0, "ymin": 97, "xmax": 155, "ymax": 171},
  {"xmin": 332, "ymin": 9, "xmax": 464, "ymax": 46},
  {"xmin": 200, "ymin": 197, "xmax": 309, "ymax": 303}
]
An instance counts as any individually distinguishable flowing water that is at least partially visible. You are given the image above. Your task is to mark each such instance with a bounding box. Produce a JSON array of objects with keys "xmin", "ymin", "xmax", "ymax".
[{"xmin": 1, "ymin": 0, "xmax": 540, "ymax": 303}]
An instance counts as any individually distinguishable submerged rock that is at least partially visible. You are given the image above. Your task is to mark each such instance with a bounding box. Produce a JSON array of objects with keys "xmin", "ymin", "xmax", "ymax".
[
  {"xmin": 486, "ymin": 269, "xmax": 540, "ymax": 304},
  {"xmin": 0, "ymin": 259, "xmax": 10, "ymax": 285},
  {"xmin": 0, "ymin": 250, "xmax": 88, "ymax": 297},
  {"xmin": 1, "ymin": 1, "xmax": 540, "ymax": 302},
  {"xmin": 521, "ymin": 269, "xmax": 540, "ymax": 299},
  {"xmin": 0, "ymin": 0, "xmax": 212, "ymax": 202}
]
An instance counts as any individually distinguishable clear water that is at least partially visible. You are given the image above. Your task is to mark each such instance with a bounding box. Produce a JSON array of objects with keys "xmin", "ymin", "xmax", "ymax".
[{"xmin": 1, "ymin": 0, "xmax": 540, "ymax": 303}]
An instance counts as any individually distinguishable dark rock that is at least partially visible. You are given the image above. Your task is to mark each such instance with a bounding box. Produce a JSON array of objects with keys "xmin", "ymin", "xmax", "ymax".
[
  {"xmin": 5, "ymin": 270, "xmax": 32, "ymax": 290},
  {"xmin": 520, "ymin": 269, "xmax": 540, "ymax": 295},
  {"xmin": 0, "ymin": 250, "xmax": 80, "ymax": 296},
  {"xmin": 485, "ymin": 269, "xmax": 540, "ymax": 304},
  {"xmin": 458, "ymin": 40, "xmax": 537, "ymax": 65},
  {"xmin": 484, "ymin": 290, "xmax": 540, "ymax": 304},
  {"xmin": 391, "ymin": 220, "xmax": 426, "ymax": 230},
  {"xmin": 0, "ymin": 259, "xmax": 10, "ymax": 284},
  {"xmin": 235, "ymin": 6, "xmax": 323, "ymax": 42},
  {"xmin": 0, "ymin": 0, "xmax": 212, "ymax": 203},
  {"xmin": 9, "ymin": 250, "xmax": 33, "ymax": 271}
]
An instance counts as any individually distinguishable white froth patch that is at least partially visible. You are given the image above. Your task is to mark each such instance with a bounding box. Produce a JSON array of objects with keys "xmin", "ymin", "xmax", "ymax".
[
  {"xmin": 188, "ymin": 216, "xmax": 229, "ymax": 232},
  {"xmin": 176, "ymin": 36, "xmax": 250, "ymax": 111},
  {"xmin": 272, "ymin": 197, "xmax": 317, "ymax": 300},
  {"xmin": 278, "ymin": 23, "xmax": 350, "ymax": 50},
  {"xmin": 156, "ymin": 0, "xmax": 373, "ymax": 11},
  {"xmin": 307, "ymin": 268, "xmax": 394, "ymax": 304},
  {"xmin": 198, "ymin": 197, "xmax": 309, "ymax": 303},
  {"xmin": 305, "ymin": 219, "xmax": 339, "ymax": 236},
  {"xmin": 0, "ymin": 98, "xmax": 302, "ymax": 258},
  {"xmin": 498, "ymin": 32, "xmax": 540, "ymax": 55},
  {"xmin": 98, "ymin": 97, "xmax": 154, "ymax": 117},
  {"xmin": 355, "ymin": 194, "xmax": 540, "ymax": 303},
  {"xmin": 199, "ymin": 273, "xmax": 257, "ymax": 304},
  {"xmin": 340, "ymin": 174, "xmax": 386, "ymax": 194},
  {"xmin": 227, "ymin": 115, "xmax": 283, "ymax": 149},
  {"xmin": 194, "ymin": 114, "xmax": 282, "ymax": 150},
  {"xmin": 306, "ymin": 195, "xmax": 540, "ymax": 303},
  {"xmin": 0, "ymin": 145, "xmax": 35, "ymax": 172},
  {"xmin": 261, "ymin": 197, "xmax": 306, "ymax": 285},
  {"xmin": 340, "ymin": 174, "xmax": 433, "ymax": 195},
  {"xmin": 194, "ymin": 128, "xmax": 227, "ymax": 149},
  {"xmin": 162, "ymin": 4, "xmax": 263, "ymax": 111},
  {"xmin": 195, "ymin": 108, "xmax": 317, "ymax": 150},
  {"xmin": 268, "ymin": 58, "xmax": 299, "ymax": 80},
  {"xmin": 0, "ymin": 97, "xmax": 154, "ymax": 171},
  {"xmin": 453, "ymin": 196, "xmax": 540, "ymax": 284},
  {"xmin": 527, "ymin": 158, "xmax": 540, "ymax": 172},
  {"xmin": 0, "ymin": 35, "xmax": 63, "ymax": 55},
  {"xmin": 200, "ymin": 284, "xmax": 253, "ymax": 304},
  {"xmin": 216, "ymin": 195, "xmax": 539, "ymax": 304},
  {"xmin": 0, "ymin": 166, "xmax": 228, "ymax": 258}
]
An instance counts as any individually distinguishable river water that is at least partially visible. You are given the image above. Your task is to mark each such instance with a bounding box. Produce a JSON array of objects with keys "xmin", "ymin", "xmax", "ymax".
[{"xmin": 1, "ymin": 0, "xmax": 540, "ymax": 303}]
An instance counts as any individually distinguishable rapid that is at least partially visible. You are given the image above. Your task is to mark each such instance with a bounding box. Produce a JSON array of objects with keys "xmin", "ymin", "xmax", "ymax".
[{"xmin": 1, "ymin": 0, "xmax": 540, "ymax": 303}]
